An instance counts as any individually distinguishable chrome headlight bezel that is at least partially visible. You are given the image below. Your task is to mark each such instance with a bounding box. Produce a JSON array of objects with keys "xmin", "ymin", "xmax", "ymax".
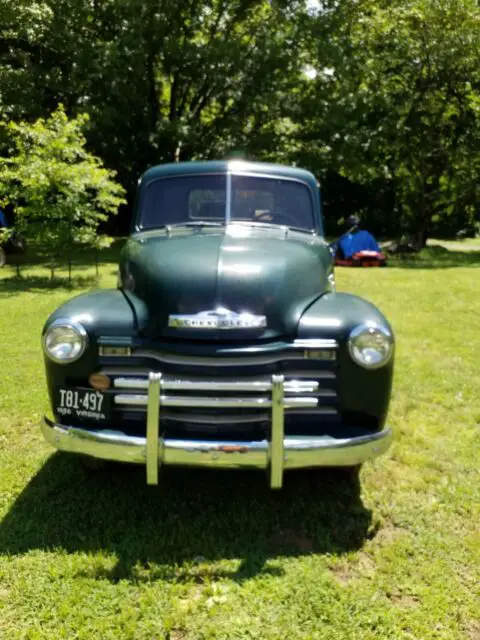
[
  {"xmin": 348, "ymin": 323, "xmax": 394, "ymax": 369},
  {"xmin": 42, "ymin": 319, "xmax": 88, "ymax": 364}
]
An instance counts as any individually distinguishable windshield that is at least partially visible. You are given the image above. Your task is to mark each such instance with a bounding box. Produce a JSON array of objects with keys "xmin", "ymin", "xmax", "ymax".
[{"xmin": 138, "ymin": 174, "xmax": 316, "ymax": 231}]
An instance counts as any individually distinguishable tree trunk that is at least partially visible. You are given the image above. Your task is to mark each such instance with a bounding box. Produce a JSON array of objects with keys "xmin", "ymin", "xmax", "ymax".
[
  {"xmin": 412, "ymin": 229, "xmax": 428, "ymax": 250},
  {"xmin": 414, "ymin": 179, "xmax": 429, "ymax": 250}
]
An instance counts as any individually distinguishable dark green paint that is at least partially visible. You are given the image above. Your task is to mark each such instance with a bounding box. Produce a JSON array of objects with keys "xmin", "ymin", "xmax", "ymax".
[
  {"xmin": 298, "ymin": 293, "xmax": 394, "ymax": 428},
  {"xmin": 120, "ymin": 226, "xmax": 333, "ymax": 340},
  {"xmin": 45, "ymin": 289, "xmax": 137, "ymax": 337},
  {"xmin": 42, "ymin": 161, "xmax": 394, "ymax": 432}
]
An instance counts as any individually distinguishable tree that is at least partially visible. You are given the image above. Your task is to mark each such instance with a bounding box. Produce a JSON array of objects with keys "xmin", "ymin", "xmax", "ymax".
[
  {"xmin": 2, "ymin": 0, "xmax": 478, "ymax": 244},
  {"xmin": 0, "ymin": 0, "xmax": 308, "ymax": 210},
  {"xmin": 296, "ymin": 0, "xmax": 480, "ymax": 245},
  {"xmin": 0, "ymin": 105, "xmax": 126, "ymax": 278}
]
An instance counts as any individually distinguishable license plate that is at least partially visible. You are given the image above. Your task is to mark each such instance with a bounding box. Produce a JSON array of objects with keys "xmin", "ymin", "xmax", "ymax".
[{"xmin": 54, "ymin": 387, "xmax": 111, "ymax": 422}]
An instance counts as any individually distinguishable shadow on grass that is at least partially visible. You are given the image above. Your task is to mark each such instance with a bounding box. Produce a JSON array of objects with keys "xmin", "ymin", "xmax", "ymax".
[
  {"xmin": 3, "ymin": 238, "xmax": 125, "ymax": 270},
  {"xmin": 0, "ymin": 274, "xmax": 100, "ymax": 297},
  {"xmin": 387, "ymin": 245, "xmax": 480, "ymax": 269},
  {"xmin": 0, "ymin": 453, "xmax": 373, "ymax": 583}
]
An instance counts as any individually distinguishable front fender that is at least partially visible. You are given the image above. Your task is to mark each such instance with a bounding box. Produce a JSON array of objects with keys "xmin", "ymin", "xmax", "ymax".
[
  {"xmin": 42, "ymin": 289, "xmax": 143, "ymax": 400},
  {"xmin": 297, "ymin": 293, "xmax": 394, "ymax": 430},
  {"xmin": 44, "ymin": 289, "xmax": 140, "ymax": 337}
]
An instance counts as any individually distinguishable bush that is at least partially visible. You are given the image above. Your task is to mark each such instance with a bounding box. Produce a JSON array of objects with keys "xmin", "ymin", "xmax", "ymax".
[{"xmin": 0, "ymin": 105, "xmax": 126, "ymax": 278}]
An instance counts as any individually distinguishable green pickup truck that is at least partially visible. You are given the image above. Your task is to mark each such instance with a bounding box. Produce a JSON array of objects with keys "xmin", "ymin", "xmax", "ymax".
[{"xmin": 40, "ymin": 160, "xmax": 394, "ymax": 488}]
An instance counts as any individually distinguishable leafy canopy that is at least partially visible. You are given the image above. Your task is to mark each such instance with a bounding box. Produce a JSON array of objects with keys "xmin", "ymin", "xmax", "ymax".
[
  {"xmin": 0, "ymin": 105, "xmax": 126, "ymax": 266},
  {"xmin": 0, "ymin": 0, "xmax": 479, "ymax": 242}
]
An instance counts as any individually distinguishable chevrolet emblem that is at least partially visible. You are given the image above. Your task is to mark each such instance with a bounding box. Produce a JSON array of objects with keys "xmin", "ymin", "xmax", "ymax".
[{"xmin": 168, "ymin": 308, "xmax": 267, "ymax": 330}]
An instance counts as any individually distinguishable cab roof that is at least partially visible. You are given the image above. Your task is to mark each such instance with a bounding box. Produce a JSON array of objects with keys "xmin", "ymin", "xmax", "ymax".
[{"xmin": 140, "ymin": 160, "xmax": 319, "ymax": 191}]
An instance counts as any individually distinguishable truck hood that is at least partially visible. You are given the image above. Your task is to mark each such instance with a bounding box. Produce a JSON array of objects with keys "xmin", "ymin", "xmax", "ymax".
[{"xmin": 121, "ymin": 226, "xmax": 331, "ymax": 340}]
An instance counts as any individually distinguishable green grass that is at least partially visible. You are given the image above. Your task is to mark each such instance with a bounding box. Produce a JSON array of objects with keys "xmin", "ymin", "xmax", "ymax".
[
  {"xmin": 1, "ymin": 243, "xmax": 479, "ymax": 639},
  {"xmin": 428, "ymin": 237, "xmax": 480, "ymax": 251}
]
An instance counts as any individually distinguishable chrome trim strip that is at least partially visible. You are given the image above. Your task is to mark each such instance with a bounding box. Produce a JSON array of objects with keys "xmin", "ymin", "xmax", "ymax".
[
  {"xmin": 97, "ymin": 338, "xmax": 338, "ymax": 352},
  {"xmin": 103, "ymin": 366, "xmax": 337, "ymax": 381},
  {"xmin": 99, "ymin": 346, "xmax": 132, "ymax": 357},
  {"xmin": 98, "ymin": 337, "xmax": 134, "ymax": 346},
  {"xmin": 114, "ymin": 394, "xmax": 318, "ymax": 409},
  {"xmin": 146, "ymin": 372, "xmax": 162, "ymax": 485},
  {"xmin": 113, "ymin": 377, "xmax": 319, "ymax": 393},
  {"xmin": 270, "ymin": 374, "xmax": 285, "ymax": 489},
  {"xmin": 132, "ymin": 350, "xmax": 310, "ymax": 367},
  {"xmin": 293, "ymin": 339, "xmax": 338, "ymax": 349},
  {"xmin": 41, "ymin": 418, "xmax": 394, "ymax": 483}
]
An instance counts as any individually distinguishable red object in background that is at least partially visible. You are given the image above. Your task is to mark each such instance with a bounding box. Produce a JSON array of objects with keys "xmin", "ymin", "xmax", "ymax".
[{"xmin": 335, "ymin": 250, "xmax": 387, "ymax": 267}]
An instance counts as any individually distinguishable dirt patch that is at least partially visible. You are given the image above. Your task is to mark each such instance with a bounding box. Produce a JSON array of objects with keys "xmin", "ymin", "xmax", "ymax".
[
  {"xmin": 465, "ymin": 620, "xmax": 480, "ymax": 640},
  {"xmin": 329, "ymin": 563, "xmax": 351, "ymax": 587},
  {"xmin": 365, "ymin": 517, "xmax": 412, "ymax": 547},
  {"xmin": 387, "ymin": 593, "xmax": 421, "ymax": 609},
  {"xmin": 329, "ymin": 552, "xmax": 376, "ymax": 586}
]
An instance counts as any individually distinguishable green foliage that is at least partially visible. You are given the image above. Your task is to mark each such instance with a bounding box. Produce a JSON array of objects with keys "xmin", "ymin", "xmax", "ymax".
[
  {"xmin": 297, "ymin": 0, "xmax": 480, "ymax": 243},
  {"xmin": 0, "ymin": 0, "xmax": 308, "ymax": 194},
  {"xmin": 0, "ymin": 0, "xmax": 479, "ymax": 241},
  {"xmin": 0, "ymin": 105, "xmax": 126, "ymax": 276}
]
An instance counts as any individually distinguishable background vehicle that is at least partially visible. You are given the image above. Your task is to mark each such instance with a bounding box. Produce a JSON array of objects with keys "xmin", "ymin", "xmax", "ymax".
[
  {"xmin": 0, "ymin": 208, "xmax": 27, "ymax": 267},
  {"xmin": 331, "ymin": 215, "xmax": 387, "ymax": 267},
  {"xmin": 0, "ymin": 231, "xmax": 27, "ymax": 268}
]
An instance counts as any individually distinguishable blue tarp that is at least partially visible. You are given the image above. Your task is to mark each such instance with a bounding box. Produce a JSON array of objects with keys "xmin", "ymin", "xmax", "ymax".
[
  {"xmin": 0, "ymin": 209, "xmax": 7, "ymax": 228},
  {"xmin": 338, "ymin": 230, "xmax": 381, "ymax": 259}
]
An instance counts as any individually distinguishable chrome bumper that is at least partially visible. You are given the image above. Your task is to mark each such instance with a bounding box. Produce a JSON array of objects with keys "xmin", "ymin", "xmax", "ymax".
[
  {"xmin": 41, "ymin": 418, "xmax": 392, "ymax": 489},
  {"xmin": 43, "ymin": 372, "xmax": 392, "ymax": 488}
]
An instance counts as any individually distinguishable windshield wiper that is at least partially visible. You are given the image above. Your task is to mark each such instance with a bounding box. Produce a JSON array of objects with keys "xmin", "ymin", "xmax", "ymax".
[{"xmin": 165, "ymin": 221, "xmax": 224, "ymax": 228}]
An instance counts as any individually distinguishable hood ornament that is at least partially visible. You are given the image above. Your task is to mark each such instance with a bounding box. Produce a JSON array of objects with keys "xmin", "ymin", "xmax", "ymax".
[{"xmin": 169, "ymin": 307, "xmax": 266, "ymax": 330}]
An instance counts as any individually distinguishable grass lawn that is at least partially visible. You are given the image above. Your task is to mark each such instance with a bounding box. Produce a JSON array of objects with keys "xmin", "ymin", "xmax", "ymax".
[{"xmin": 0, "ymin": 242, "xmax": 479, "ymax": 639}]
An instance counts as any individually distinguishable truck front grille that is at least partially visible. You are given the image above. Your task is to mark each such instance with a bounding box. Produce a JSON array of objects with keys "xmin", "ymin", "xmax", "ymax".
[{"xmin": 98, "ymin": 341, "xmax": 339, "ymax": 437}]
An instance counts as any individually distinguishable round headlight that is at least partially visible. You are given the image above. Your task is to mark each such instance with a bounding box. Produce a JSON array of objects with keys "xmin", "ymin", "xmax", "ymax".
[
  {"xmin": 43, "ymin": 320, "xmax": 88, "ymax": 363},
  {"xmin": 348, "ymin": 323, "xmax": 393, "ymax": 369}
]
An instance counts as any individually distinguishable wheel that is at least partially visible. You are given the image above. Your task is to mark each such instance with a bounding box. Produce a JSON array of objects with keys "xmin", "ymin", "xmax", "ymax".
[{"xmin": 0, "ymin": 246, "xmax": 6, "ymax": 268}]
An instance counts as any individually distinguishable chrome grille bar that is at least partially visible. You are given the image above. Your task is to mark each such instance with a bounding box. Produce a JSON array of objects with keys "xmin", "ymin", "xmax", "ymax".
[
  {"xmin": 103, "ymin": 367, "xmax": 336, "ymax": 381},
  {"xmin": 113, "ymin": 377, "xmax": 319, "ymax": 393},
  {"xmin": 115, "ymin": 394, "xmax": 318, "ymax": 409},
  {"xmin": 138, "ymin": 372, "xmax": 330, "ymax": 489},
  {"xmin": 146, "ymin": 372, "xmax": 162, "ymax": 485},
  {"xmin": 270, "ymin": 375, "xmax": 284, "ymax": 489}
]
